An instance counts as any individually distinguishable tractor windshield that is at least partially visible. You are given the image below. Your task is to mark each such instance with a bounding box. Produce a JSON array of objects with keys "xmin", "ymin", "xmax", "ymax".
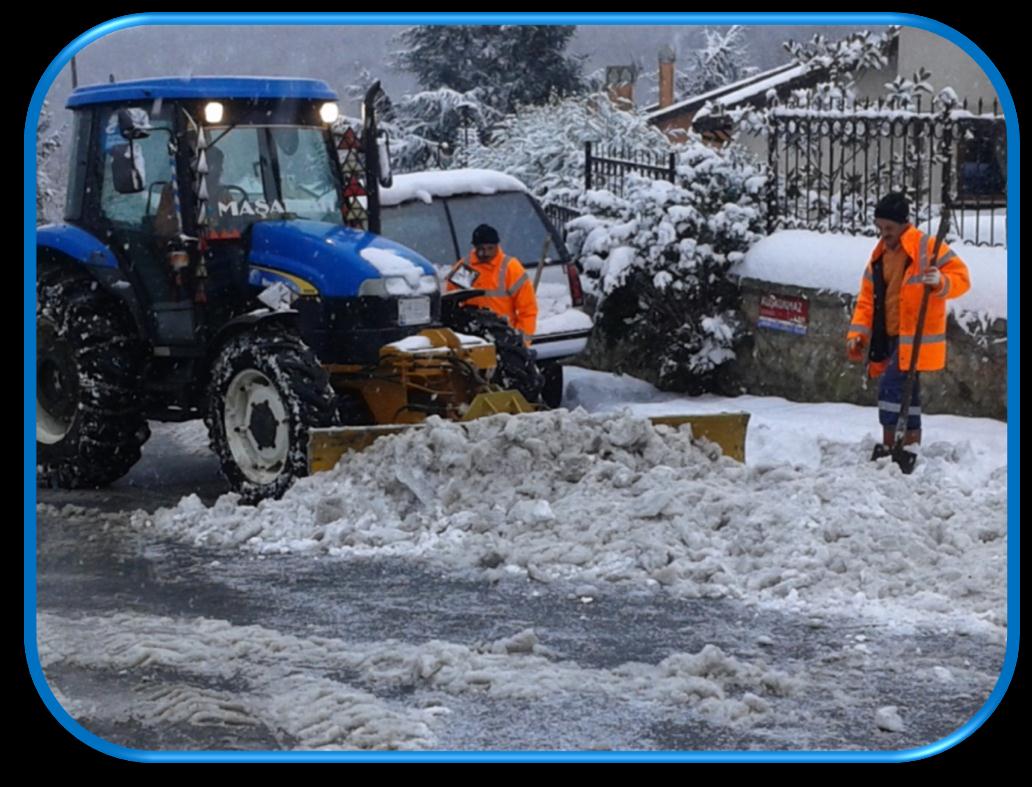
[{"xmin": 204, "ymin": 125, "xmax": 342, "ymax": 227}]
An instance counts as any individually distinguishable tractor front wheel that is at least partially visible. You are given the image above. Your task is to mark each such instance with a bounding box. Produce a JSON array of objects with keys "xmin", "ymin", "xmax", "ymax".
[{"xmin": 205, "ymin": 326, "xmax": 337, "ymax": 504}]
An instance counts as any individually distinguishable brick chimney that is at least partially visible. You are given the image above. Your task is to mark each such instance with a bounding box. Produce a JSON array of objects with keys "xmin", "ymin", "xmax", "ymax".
[
  {"xmin": 658, "ymin": 46, "xmax": 676, "ymax": 109},
  {"xmin": 605, "ymin": 65, "xmax": 636, "ymax": 109}
]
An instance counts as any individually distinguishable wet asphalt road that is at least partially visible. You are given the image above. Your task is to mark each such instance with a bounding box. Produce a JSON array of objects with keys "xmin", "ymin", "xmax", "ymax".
[{"xmin": 31, "ymin": 428, "xmax": 1005, "ymax": 756}]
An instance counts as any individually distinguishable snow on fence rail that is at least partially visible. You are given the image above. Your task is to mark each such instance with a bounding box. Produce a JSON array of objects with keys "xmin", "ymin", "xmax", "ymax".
[{"xmin": 766, "ymin": 95, "xmax": 1006, "ymax": 247}]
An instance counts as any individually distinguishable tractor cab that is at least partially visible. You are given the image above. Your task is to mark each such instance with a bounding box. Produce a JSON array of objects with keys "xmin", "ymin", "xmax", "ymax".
[{"xmin": 58, "ymin": 78, "xmax": 412, "ymax": 354}]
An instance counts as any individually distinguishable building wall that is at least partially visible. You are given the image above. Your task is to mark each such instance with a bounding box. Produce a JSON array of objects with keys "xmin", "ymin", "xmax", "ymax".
[
  {"xmin": 577, "ymin": 275, "xmax": 1006, "ymax": 421},
  {"xmin": 896, "ymin": 27, "xmax": 1001, "ymax": 110},
  {"xmin": 654, "ymin": 113, "xmax": 696, "ymax": 140}
]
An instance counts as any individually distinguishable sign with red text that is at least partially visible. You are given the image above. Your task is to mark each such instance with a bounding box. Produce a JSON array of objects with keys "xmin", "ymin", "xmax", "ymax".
[{"xmin": 757, "ymin": 293, "xmax": 809, "ymax": 335}]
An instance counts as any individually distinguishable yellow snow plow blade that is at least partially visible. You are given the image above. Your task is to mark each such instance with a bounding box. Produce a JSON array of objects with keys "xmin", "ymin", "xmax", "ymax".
[
  {"xmin": 460, "ymin": 390, "xmax": 537, "ymax": 420},
  {"xmin": 308, "ymin": 405, "xmax": 749, "ymax": 475},
  {"xmin": 648, "ymin": 412, "xmax": 751, "ymax": 463},
  {"xmin": 307, "ymin": 390, "xmax": 537, "ymax": 474}
]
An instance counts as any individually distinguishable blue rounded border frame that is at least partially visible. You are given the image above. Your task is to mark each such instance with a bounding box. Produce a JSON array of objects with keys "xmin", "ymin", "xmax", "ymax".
[{"xmin": 24, "ymin": 11, "xmax": 1020, "ymax": 764}]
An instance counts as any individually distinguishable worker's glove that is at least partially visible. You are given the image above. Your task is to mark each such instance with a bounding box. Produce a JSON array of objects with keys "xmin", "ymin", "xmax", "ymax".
[
  {"xmin": 846, "ymin": 336, "xmax": 866, "ymax": 363},
  {"xmin": 921, "ymin": 268, "xmax": 942, "ymax": 289}
]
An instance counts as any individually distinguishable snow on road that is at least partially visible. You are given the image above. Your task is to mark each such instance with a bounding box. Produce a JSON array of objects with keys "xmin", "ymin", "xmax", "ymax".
[
  {"xmin": 129, "ymin": 367, "xmax": 1008, "ymax": 640},
  {"xmin": 37, "ymin": 367, "xmax": 1010, "ymax": 752},
  {"xmin": 39, "ymin": 608, "xmax": 795, "ymax": 750}
]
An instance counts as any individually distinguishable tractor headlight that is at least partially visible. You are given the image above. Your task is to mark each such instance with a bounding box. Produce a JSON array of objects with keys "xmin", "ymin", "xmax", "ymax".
[
  {"xmin": 320, "ymin": 102, "xmax": 339, "ymax": 124},
  {"xmin": 204, "ymin": 101, "xmax": 224, "ymax": 124}
]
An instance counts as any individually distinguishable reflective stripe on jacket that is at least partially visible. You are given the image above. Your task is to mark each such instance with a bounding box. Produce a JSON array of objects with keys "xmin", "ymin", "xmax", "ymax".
[
  {"xmin": 445, "ymin": 247, "xmax": 539, "ymax": 337},
  {"xmin": 848, "ymin": 225, "xmax": 970, "ymax": 377}
]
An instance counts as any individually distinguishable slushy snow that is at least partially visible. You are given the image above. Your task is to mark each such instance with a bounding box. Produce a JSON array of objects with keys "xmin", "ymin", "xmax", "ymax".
[{"xmin": 132, "ymin": 386, "xmax": 1007, "ymax": 641}]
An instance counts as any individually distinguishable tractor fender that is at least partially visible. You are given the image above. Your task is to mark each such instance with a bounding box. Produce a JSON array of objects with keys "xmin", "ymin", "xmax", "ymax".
[
  {"xmin": 36, "ymin": 224, "xmax": 119, "ymax": 269},
  {"xmin": 36, "ymin": 224, "xmax": 146, "ymax": 336},
  {"xmin": 210, "ymin": 309, "xmax": 300, "ymax": 357}
]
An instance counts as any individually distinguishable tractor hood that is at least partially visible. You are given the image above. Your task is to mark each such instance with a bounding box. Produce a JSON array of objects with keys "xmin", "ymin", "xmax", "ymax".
[{"xmin": 247, "ymin": 220, "xmax": 438, "ymax": 298}]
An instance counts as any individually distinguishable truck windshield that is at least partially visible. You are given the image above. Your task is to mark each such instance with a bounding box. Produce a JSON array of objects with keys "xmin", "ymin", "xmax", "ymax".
[
  {"xmin": 205, "ymin": 125, "xmax": 341, "ymax": 226},
  {"xmin": 381, "ymin": 192, "xmax": 568, "ymax": 269},
  {"xmin": 447, "ymin": 192, "xmax": 563, "ymax": 264}
]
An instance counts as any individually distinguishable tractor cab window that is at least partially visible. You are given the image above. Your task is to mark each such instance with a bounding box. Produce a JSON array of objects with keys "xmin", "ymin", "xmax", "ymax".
[
  {"xmin": 203, "ymin": 125, "xmax": 342, "ymax": 229},
  {"xmin": 99, "ymin": 110, "xmax": 174, "ymax": 230}
]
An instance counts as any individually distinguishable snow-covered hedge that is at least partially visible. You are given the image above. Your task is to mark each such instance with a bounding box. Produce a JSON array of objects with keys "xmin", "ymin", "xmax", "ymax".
[
  {"xmin": 466, "ymin": 92, "xmax": 673, "ymax": 199},
  {"xmin": 566, "ymin": 143, "xmax": 766, "ymax": 394}
]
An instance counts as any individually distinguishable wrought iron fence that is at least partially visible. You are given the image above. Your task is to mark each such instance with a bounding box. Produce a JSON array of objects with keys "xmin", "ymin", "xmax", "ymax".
[
  {"xmin": 584, "ymin": 142, "xmax": 676, "ymax": 195},
  {"xmin": 543, "ymin": 199, "xmax": 582, "ymax": 236},
  {"xmin": 767, "ymin": 95, "xmax": 1006, "ymax": 246}
]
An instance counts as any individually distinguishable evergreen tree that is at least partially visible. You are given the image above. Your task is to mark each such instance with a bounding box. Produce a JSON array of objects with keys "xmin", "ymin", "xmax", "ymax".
[
  {"xmin": 467, "ymin": 91, "xmax": 672, "ymax": 199},
  {"xmin": 389, "ymin": 88, "xmax": 497, "ymax": 171},
  {"xmin": 391, "ymin": 26, "xmax": 585, "ymax": 116}
]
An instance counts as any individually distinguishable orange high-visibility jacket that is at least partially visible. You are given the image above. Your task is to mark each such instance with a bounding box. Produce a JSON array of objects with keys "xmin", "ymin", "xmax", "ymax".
[
  {"xmin": 445, "ymin": 247, "xmax": 539, "ymax": 337},
  {"xmin": 848, "ymin": 225, "xmax": 970, "ymax": 377}
]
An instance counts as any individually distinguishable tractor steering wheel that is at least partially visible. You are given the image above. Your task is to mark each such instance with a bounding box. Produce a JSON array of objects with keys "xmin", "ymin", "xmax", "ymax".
[
  {"xmin": 219, "ymin": 185, "xmax": 249, "ymax": 204},
  {"xmin": 297, "ymin": 183, "xmax": 336, "ymax": 200}
]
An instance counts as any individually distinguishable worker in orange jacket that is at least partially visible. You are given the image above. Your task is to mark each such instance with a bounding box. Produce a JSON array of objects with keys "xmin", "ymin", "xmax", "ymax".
[
  {"xmin": 846, "ymin": 193, "xmax": 970, "ymax": 452},
  {"xmin": 445, "ymin": 223, "xmax": 538, "ymax": 341}
]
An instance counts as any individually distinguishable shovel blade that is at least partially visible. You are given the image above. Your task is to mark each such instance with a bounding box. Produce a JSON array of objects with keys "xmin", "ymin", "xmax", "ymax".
[
  {"xmin": 870, "ymin": 442, "xmax": 918, "ymax": 473},
  {"xmin": 892, "ymin": 445, "xmax": 918, "ymax": 475},
  {"xmin": 870, "ymin": 443, "xmax": 892, "ymax": 461}
]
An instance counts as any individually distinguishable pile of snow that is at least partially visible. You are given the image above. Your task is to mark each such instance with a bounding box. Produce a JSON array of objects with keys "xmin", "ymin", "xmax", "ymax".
[
  {"xmin": 380, "ymin": 169, "xmax": 527, "ymax": 207},
  {"xmin": 735, "ymin": 230, "xmax": 1008, "ymax": 324},
  {"xmin": 133, "ymin": 406, "xmax": 1007, "ymax": 638}
]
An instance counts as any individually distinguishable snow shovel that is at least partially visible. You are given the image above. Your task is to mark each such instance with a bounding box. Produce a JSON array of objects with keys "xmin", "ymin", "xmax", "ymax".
[{"xmin": 871, "ymin": 210, "xmax": 951, "ymax": 474}]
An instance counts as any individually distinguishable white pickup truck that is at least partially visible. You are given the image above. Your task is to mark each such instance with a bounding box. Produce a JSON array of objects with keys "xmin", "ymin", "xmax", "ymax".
[{"xmin": 379, "ymin": 169, "xmax": 593, "ymax": 406}]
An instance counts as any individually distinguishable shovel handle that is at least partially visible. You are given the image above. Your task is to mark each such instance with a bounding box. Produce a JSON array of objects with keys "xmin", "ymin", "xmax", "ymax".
[{"xmin": 893, "ymin": 209, "xmax": 951, "ymax": 445}]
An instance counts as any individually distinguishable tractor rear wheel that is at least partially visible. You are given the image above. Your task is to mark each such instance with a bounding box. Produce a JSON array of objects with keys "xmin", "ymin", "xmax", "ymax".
[
  {"xmin": 205, "ymin": 325, "xmax": 337, "ymax": 504},
  {"xmin": 442, "ymin": 306, "xmax": 545, "ymax": 405},
  {"xmin": 36, "ymin": 267, "xmax": 149, "ymax": 488}
]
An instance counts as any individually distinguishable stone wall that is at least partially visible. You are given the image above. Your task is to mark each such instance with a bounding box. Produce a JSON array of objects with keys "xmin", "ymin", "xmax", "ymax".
[
  {"xmin": 726, "ymin": 278, "xmax": 1007, "ymax": 421},
  {"xmin": 577, "ymin": 278, "xmax": 1007, "ymax": 422}
]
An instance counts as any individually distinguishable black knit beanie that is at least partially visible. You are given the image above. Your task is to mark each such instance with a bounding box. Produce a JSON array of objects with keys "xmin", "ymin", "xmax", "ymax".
[
  {"xmin": 874, "ymin": 193, "xmax": 910, "ymax": 224},
  {"xmin": 472, "ymin": 224, "xmax": 500, "ymax": 245}
]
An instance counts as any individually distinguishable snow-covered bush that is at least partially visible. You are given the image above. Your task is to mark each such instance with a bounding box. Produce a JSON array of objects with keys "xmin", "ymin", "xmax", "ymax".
[
  {"xmin": 784, "ymin": 28, "xmax": 895, "ymax": 89},
  {"xmin": 467, "ymin": 91, "xmax": 673, "ymax": 199},
  {"xmin": 566, "ymin": 143, "xmax": 766, "ymax": 394}
]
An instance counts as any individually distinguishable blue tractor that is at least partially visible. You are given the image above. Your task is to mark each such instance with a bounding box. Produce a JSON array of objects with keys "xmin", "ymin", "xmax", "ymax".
[{"xmin": 36, "ymin": 77, "xmax": 538, "ymax": 502}]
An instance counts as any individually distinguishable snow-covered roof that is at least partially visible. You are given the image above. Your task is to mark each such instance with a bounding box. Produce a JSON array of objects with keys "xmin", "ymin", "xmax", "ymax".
[
  {"xmin": 646, "ymin": 63, "xmax": 804, "ymax": 121},
  {"xmin": 380, "ymin": 168, "xmax": 528, "ymax": 207},
  {"xmin": 709, "ymin": 65, "xmax": 809, "ymax": 109}
]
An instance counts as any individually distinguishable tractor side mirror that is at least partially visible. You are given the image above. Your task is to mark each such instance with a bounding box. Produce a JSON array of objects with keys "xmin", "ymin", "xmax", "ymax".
[
  {"xmin": 117, "ymin": 108, "xmax": 151, "ymax": 140},
  {"xmin": 111, "ymin": 143, "xmax": 145, "ymax": 194}
]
